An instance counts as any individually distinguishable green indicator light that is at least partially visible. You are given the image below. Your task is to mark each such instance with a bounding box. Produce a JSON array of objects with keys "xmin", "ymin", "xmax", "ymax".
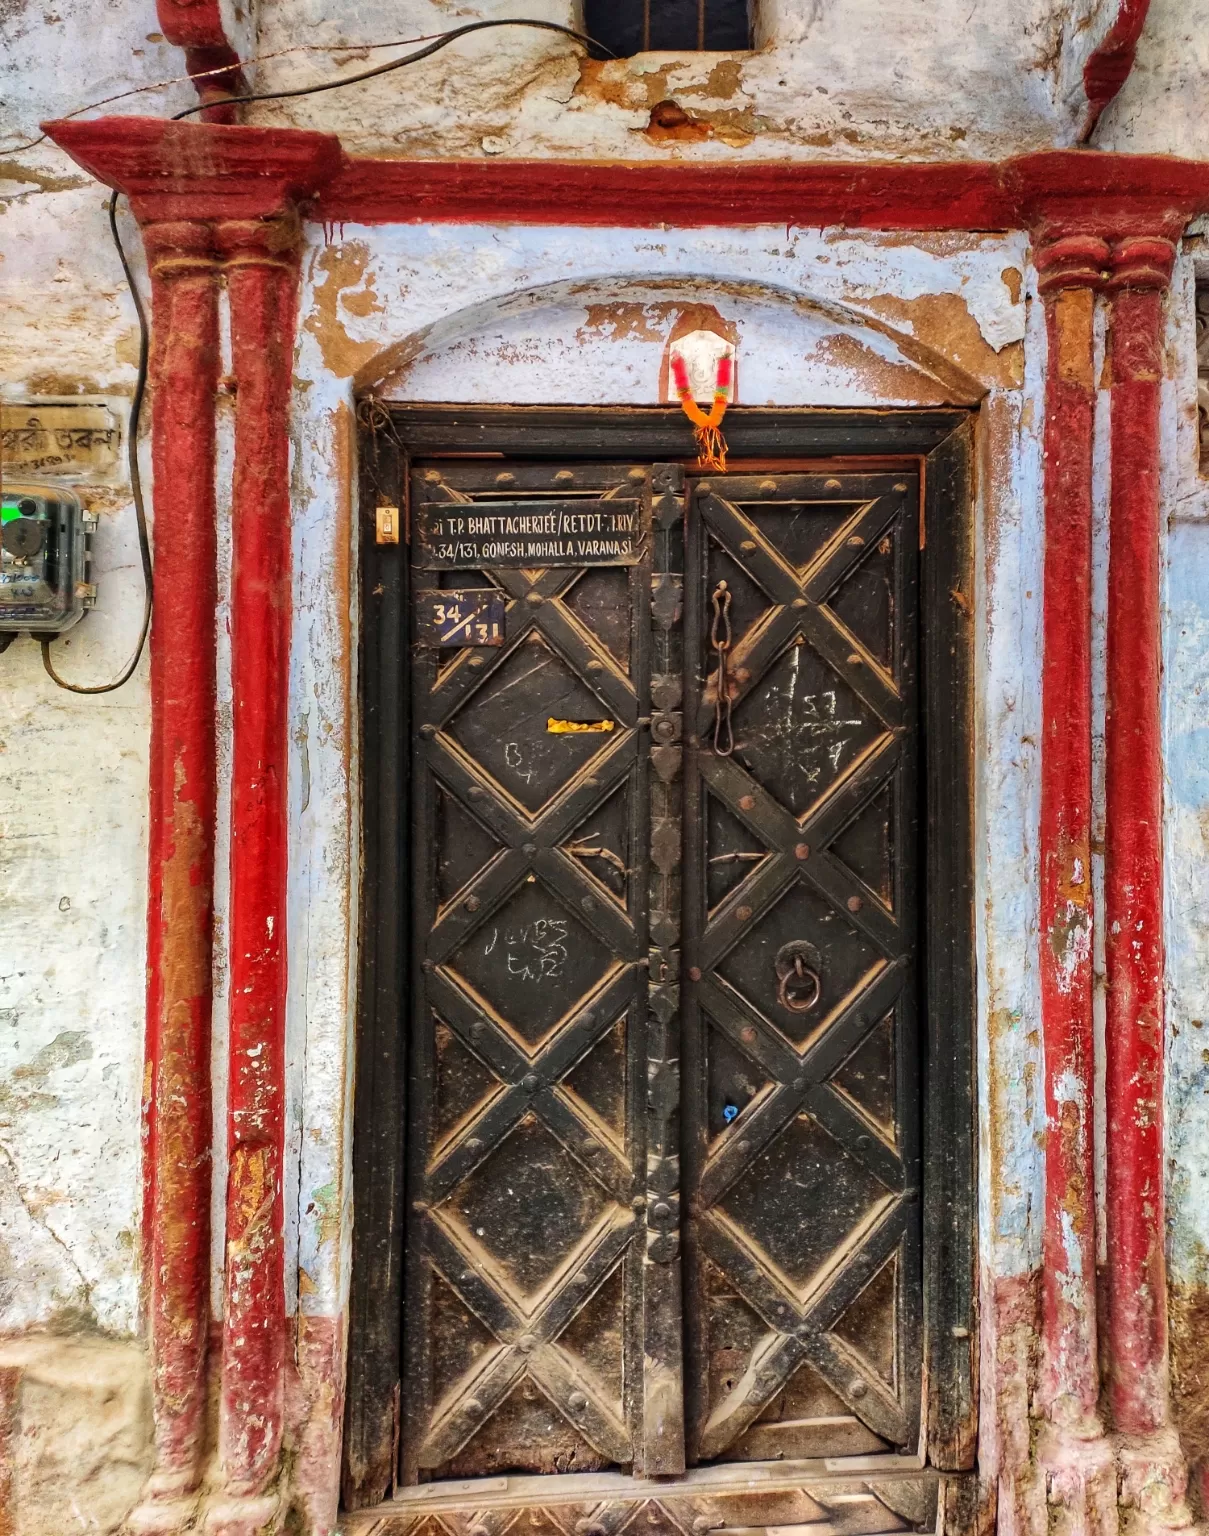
[{"xmin": 2, "ymin": 497, "xmax": 43, "ymax": 523}]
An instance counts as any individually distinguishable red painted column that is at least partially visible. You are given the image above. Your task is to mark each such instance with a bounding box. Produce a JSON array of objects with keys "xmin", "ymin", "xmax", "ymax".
[
  {"xmin": 1103, "ymin": 234, "xmax": 1177, "ymax": 1444},
  {"xmin": 1035, "ymin": 238, "xmax": 1107, "ymax": 1440},
  {"xmin": 209, "ymin": 214, "xmax": 301, "ymax": 1534},
  {"xmin": 133, "ymin": 218, "xmax": 221, "ymax": 1533}
]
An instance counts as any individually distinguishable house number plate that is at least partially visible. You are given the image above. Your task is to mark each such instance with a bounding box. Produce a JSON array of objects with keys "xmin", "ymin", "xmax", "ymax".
[{"xmin": 417, "ymin": 589, "xmax": 507, "ymax": 647}]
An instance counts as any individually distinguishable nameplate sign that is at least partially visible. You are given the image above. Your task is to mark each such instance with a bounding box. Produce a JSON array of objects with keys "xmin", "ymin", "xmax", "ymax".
[
  {"xmin": 1, "ymin": 402, "xmax": 123, "ymax": 481},
  {"xmin": 415, "ymin": 498, "xmax": 640, "ymax": 569}
]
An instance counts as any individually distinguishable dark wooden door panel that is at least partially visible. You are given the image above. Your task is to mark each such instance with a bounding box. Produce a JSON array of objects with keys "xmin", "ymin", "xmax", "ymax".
[
  {"xmin": 682, "ymin": 472, "xmax": 922, "ymax": 1466},
  {"xmin": 403, "ymin": 462, "xmax": 686, "ymax": 1483},
  {"xmin": 349, "ymin": 411, "xmax": 975, "ymax": 1514},
  {"xmin": 400, "ymin": 457, "xmax": 926, "ymax": 1490}
]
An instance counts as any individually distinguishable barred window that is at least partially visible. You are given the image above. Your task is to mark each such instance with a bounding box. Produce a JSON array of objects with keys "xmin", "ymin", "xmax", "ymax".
[{"xmin": 585, "ymin": 0, "xmax": 752, "ymax": 56}]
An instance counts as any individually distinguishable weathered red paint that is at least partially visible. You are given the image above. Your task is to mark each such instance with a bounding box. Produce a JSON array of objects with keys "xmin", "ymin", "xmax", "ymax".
[
  {"xmin": 42, "ymin": 118, "xmax": 343, "ymax": 223},
  {"xmin": 216, "ymin": 212, "xmax": 302, "ymax": 1511},
  {"xmin": 155, "ymin": 0, "xmax": 245, "ymax": 120},
  {"xmin": 285, "ymin": 1314, "xmax": 348, "ymax": 1536},
  {"xmin": 0, "ymin": 1364, "xmax": 20, "ymax": 1536},
  {"xmin": 1081, "ymin": 0, "xmax": 1153, "ymax": 141},
  {"xmin": 37, "ymin": 110, "xmax": 1209, "ymax": 1529},
  {"xmin": 1104, "ymin": 234, "xmax": 1176, "ymax": 1438},
  {"xmin": 43, "ymin": 118, "xmax": 1209, "ymax": 235},
  {"xmin": 137, "ymin": 218, "xmax": 221, "ymax": 1519},
  {"xmin": 1035, "ymin": 237, "xmax": 1105, "ymax": 1432},
  {"xmin": 323, "ymin": 147, "xmax": 1209, "ymax": 230}
]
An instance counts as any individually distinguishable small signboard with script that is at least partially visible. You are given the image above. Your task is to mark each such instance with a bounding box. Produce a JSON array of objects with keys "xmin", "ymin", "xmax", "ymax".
[
  {"xmin": 415, "ymin": 498, "xmax": 640, "ymax": 569},
  {"xmin": 0, "ymin": 402, "xmax": 122, "ymax": 482}
]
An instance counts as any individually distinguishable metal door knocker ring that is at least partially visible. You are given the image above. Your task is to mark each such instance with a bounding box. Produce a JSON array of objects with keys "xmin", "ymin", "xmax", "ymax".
[{"xmin": 775, "ymin": 941, "xmax": 822, "ymax": 1014}]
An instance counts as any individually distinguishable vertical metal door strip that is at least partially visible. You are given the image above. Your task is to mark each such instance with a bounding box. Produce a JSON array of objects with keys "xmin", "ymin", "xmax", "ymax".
[{"xmin": 395, "ymin": 460, "xmax": 934, "ymax": 1536}]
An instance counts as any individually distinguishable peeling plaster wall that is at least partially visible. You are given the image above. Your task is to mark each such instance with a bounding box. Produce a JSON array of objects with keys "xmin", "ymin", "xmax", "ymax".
[
  {"xmin": 0, "ymin": 181, "xmax": 149, "ymax": 1340},
  {"xmin": 6, "ymin": 0, "xmax": 1193, "ymax": 171},
  {"xmin": 1095, "ymin": 0, "xmax": 1209, "ymax": 156},
  {"xmin": 246, "ymin": 0, "xmax": 1079, "ymax": 160},
  {"xmin": 0, "ymin": 168, "xmax": 152, "ymax": 1531},
  {"xmin": 3, "ymin": 0, "xmax": 1209, "ymax": 1526}
]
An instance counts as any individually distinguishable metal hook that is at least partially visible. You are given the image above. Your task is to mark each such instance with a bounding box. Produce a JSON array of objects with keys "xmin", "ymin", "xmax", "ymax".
[{"xmin": 710, "ymin": 580, "xmax": 734, "ymax": 756}]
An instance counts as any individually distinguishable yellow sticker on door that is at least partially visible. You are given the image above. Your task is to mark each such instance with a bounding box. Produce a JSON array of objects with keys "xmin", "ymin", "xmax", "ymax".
[{"xmin": 547, "ymin": 718, "xmax": 616, "ymax": 734}]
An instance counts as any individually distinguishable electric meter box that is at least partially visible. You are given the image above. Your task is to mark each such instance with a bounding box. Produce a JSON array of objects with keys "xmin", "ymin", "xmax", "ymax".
[{"xmin": 0, "ymin": 480, "xmax": 96, "ymax": 633}]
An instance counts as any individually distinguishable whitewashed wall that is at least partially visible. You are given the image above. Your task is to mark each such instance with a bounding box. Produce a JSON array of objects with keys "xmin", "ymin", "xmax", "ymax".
[
  {"xmin": 3, "ymin": 0, "xmax": 1209, "ymax": 1528},
  {"xmin": 284, "ymin": 225, "xmax": 1042, "ymax": 1340}
]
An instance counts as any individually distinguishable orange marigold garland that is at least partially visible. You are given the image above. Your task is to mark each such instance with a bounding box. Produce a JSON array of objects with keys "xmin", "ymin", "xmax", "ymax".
[{"xmin": 671, "ymin": 351, "xmax": 732, "ymax": 472}]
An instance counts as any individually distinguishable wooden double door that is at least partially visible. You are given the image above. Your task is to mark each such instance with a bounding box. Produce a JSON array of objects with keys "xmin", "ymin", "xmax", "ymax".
[{"xmin": 399, "ymin": 456, "xmax": 924, "ymax": 1488}]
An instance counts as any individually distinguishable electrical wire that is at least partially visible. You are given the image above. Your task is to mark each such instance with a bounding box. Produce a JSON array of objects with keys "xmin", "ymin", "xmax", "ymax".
[
  {"xmin": 0, "ymin": 29, "xmax": 505, "ymax": 154},
  {"xmin": 14, "ymin": 16, "xmax": 606, "ymax": 691},
  {"xmin": 38, "ymin": 188, "xmax": 152, "ymax": 693},
  {"xmin": 169, "ymin": 18, "xmax": 611, "ymax": 119}
]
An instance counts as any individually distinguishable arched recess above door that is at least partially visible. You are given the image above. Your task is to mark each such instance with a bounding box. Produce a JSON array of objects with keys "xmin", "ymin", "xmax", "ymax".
[{"xmin": 355, "ymin": 275, "xmax": 990, "ymax": 410}]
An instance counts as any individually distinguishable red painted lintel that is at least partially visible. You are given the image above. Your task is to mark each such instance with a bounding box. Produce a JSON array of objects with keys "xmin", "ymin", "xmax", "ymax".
[{"xmin": 42, "ymin": 116, "xmax": 1209, "ymax": 236}]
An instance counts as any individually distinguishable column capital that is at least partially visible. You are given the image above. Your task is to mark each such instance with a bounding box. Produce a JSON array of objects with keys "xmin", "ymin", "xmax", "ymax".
[
  {"xmin": 213, "ymin": 211, "xmax": 302, "ymax": 271},
  {"xmin": 43, "ymin": 116, "xmax": 342, "ymax": 223},
  {"xmin": 1035, "ymin": 234, "xmax": 1112, "ymax": 294},
  {"xmin": 141, "ymin": 219, "xmax": 220, "ymax": 278},
  {"xmin": 1107, "ymin": 235, "xmax": 1177, "ymax": 292}
]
